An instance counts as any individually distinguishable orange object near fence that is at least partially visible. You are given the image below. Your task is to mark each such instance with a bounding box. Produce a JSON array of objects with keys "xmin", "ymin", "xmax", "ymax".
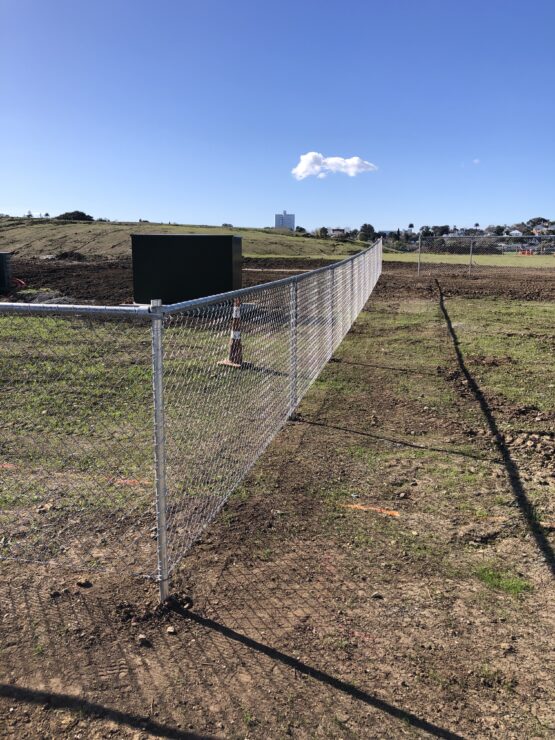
[{"xmin": 342, "ymin": 503, "xmax": 400, "ymax": 517}]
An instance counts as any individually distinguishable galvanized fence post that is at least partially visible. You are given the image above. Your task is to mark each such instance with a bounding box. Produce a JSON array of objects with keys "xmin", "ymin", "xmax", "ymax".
[
  {"xmin": 468, "ymin": 239, "xmax": 474, "ymax": 277},
  {"xmin": 417, "ymin": 233, "xmax": 422, "ymax": 276},
  {"xmin": 328, "ymin": 269, "xmax": 334, "ymax": 359},
  {"xmin": 289, "ymin": 281, "xmax": 298, "ymax": 416},
  {"xmin": 150, "ymin": 299, "xmax": 170, "ymax": 602},
  {"xmin": 330, "ymin": 268, "xmax": 335, "ymax": 356},
  {"xmin": 350, "ymin": 259, "xmax": 355, "ymax": 324}
]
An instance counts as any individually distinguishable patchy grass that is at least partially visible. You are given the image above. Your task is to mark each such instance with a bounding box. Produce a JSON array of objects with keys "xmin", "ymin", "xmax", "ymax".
[
  {"xmin": 442, "ymin": 298, "xmax": 555, "ymax": 413},
  {"xmin": 1, "ymin": 287, "xmax": 554, "ymax": 738},
  {"xmin": 475, "ymin": 566, "xmax": 532, "ymax": 596},
  {"xmin": 384, "ymin": 251, "xmax": 555, "ymax": 269}
]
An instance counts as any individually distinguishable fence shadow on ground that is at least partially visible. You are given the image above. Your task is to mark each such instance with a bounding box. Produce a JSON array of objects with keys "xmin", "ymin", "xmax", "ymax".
[
  {"xmin": 1, "ymin": 551, "xmax": 465, "ymax": 740},
  {"xmin": 0, "ymin": 684, "xmax": 210, "ymax": 740},
  {"xmin": 295, "ymin": 416, "xmax": 490, "ymax": 462},
  {"xmin": 330, "ymin": 357, "xmax": 440, "ymax": 377},
  {"xmin": 435, "ymin": 279, "xmax": 555, "ymax": 577},
  {"xmin": 170, "ymin": 603, "xmax": 464, "ymax": 740}
]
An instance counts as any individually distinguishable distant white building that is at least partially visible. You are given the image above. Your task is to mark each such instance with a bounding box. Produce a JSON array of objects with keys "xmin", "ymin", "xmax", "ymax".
[
  {"xmin": 509, "ymin": 229, "xmax": 523, "ymax": 237},
  {"xmin": 275, "ymin": 210, "xmax": 295, "ymax": 231}
]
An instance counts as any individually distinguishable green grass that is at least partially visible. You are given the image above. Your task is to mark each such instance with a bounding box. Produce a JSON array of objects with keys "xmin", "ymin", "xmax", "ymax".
[
  {"xmin": 443, "ymin": 299, "xmax": 555, "ymax": 413},
  {"xmin": 475, "ymin": 566, "xmax": 532, "ymax": 596},
  {"xmin": 0, "ymin": 313, "xmax": 156, "ymax": 542},
  {"xmin": 383, "ymin": 251, "xmax": 555, "ymax": 268}
]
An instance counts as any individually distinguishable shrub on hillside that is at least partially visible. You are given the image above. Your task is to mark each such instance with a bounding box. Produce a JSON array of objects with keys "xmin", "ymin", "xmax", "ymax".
[{"xmin": 55, "ymin": 211, "xmax": 94, "ymax": 222}]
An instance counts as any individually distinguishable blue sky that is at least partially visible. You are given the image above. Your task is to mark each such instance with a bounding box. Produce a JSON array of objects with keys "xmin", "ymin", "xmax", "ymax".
[{"xmin": 1, "ymin": 0, "xmax": 554, "ymax": 230}]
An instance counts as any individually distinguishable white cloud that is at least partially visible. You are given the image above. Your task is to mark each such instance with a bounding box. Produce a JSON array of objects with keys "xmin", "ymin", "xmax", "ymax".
[
  {"xmin": 292, "ymin": 151, "xmax": 378, "ymax": 180},
  {"xmin": 472, "ymin": 158, "xmax": 480, "ymax": 165}
]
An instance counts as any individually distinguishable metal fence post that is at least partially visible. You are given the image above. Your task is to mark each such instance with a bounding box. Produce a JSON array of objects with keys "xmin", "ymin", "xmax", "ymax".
[
  {"xmin": 289, "ymin": 281, "xmax": 298, "ymax": 416},
  {"xmin": 150, "ymin": 299, "xmax": 170, "ymax": 602},
  {"xmin": 417, "ymin": 233, "xmax": 422, "ymax": 276},
  {"xmin": 330, "ymin": 268, "xmax": 336, "ymax": 355},
  {"xmin": 468, "ymin": 239, "xmax": 474, "ymax": 277},
  {"xmin": 350, "ymin": 259, "xmax": 355, "ymax": 324}
]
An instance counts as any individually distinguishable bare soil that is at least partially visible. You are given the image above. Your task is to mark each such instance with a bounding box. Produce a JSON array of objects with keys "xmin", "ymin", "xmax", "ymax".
[
  {"xmin": 5, "ymin": 256, "xmax": 555, "ymax": 305},
  {"xmin": 1, "ymin": 263, "xmax": 554, "ymax": 738}
]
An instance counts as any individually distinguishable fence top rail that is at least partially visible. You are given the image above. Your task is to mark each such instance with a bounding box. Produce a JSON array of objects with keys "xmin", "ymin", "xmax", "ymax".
[
  {"xmin": 160, "ymin": 240, "xmax": 381, "ymax": 315},
  {"xmin": 0, "ymin": 302, "xmax": 151, "ymax": 318},
  {"xmin": 0, "ymin": 239, "xmax": 381, "ymax": 317},
  {"xmin": 426, "ymin": 234, "xmax": 555, "ymax": 240}
]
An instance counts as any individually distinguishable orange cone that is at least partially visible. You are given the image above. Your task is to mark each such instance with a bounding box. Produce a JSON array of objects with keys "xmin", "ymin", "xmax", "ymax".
[{"xmin": 218, "ymin": 298, "xmax": 243, "ymax": 368}]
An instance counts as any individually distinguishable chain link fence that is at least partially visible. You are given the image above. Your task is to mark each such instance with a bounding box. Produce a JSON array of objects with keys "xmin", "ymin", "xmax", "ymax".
[
  {"xmin": 0, "ymin": 241, "xmax": 382, "ymax": 598},
  {"xmin": 413, "ymin": 235, "xmax": 555, "ymax": 275},
  {"xmin": 0, "ymin": 305, "xmax": 157, "ymax": 576}
]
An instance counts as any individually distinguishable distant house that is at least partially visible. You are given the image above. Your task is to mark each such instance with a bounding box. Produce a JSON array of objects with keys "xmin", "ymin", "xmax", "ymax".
[
  {"xmin": 330, "ymin": 228, "xmax": 346, "ymax": 238},
  {"xmin": 509, "ymin": 229, "xmax": 523, "ymax": 237},
  {"xmin": 275, "ymin": 210, "xmax": 295, "ymax": 231}
]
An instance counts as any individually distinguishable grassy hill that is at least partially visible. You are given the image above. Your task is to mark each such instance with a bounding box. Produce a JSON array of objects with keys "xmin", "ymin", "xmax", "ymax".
[{"xmin": 0, "ymin": 217, "xmax": 363, "ymax": 260}]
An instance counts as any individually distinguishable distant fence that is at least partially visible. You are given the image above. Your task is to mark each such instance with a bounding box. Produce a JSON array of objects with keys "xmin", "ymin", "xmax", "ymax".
[
  {"xmin": 407, "ymin": 235, "xmax": 555, "ymax": 274},
  {"xmin": 0, "ymin": 240, "xmax": 382, "ymax": 599}
]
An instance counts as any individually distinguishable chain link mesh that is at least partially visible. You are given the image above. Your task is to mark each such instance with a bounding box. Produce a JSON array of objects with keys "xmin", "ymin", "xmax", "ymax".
[
  {"xmin": 415, "ymin": 235, "xmax": 555, "ymax": 274},
  {"xmin": 161, "ymin": 242, "xmax": 382, "ymax": 575},
  {"xmin": 0, "ymin": 242, "xmax": 382, "ymax": 583},
  {"xmin": 0, "ymin": 307, "xmax": 156, "ymax": 575}
]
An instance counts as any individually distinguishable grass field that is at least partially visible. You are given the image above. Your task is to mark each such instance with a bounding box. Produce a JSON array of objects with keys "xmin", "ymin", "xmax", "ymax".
[
  {"xmin": 4, "ymin": 217, "xmax": 555, "ymax": 270},
  {"xmin": 0, "ymin": 216, "xmax": 359, "ymax": 259},
  {"xmin": 1, "ymin": 263, "xmax": 554, "ymax": 736},
  {"xmin": 384, "ymin": 250, "xmax": 555, "ymax": 268}
]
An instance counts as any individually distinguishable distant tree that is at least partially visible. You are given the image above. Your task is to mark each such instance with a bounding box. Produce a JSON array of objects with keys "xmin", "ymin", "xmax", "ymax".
[
  {"xmin": 359, "ymin": 223, "xmax": 375, "ymax": 241},
  {"xmin": 492, "ymin": 225, "xmax": 504, "ymax": 236},
  {"xmin": 474, "ymin": 222, "xmax": 480, "ymax": 229},
  {"xmin": 408, "ymin": 223, "xmax": 414, "ymax": 230},
  {"xmin": 432, "ymin": 225, "xmax": 450, "ymax": 236},
  {"xmin": 527, "ymin": 217, "xmax": 549, "ymax": 227},
  {"xmin": 295, "ymin": 226, "xmax": 306, "ymax": 233},
  {"xmin": 55, "ymin": 211, "xmax": 94, "ymax": 222},
  {"xmin": 221, "ymin": 223, "xmax": 233, "ymax": 227},
  {"xmin": 26, "ymin": 210, "xmax": 32, "ymax": 218},
  {"xmin": 420, "ymin": 225, "xmax": 433, "ymax": 237},
  {"xmin": 44, "ymin": 212, "xmax": 50, "ymax": 218},
  {"xmin": 317, "ymin": 226, "xmax": 329, "ymax": 239}
]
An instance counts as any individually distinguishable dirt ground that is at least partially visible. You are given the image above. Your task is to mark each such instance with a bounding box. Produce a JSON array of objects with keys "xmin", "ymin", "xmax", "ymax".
[
  {"xmin": 4, "ymin": 255, "xmax": 555, "ymax": 305},
  {"xmin": 1, "ymin": 263, "xmax": 554, "ymax": 738}
]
